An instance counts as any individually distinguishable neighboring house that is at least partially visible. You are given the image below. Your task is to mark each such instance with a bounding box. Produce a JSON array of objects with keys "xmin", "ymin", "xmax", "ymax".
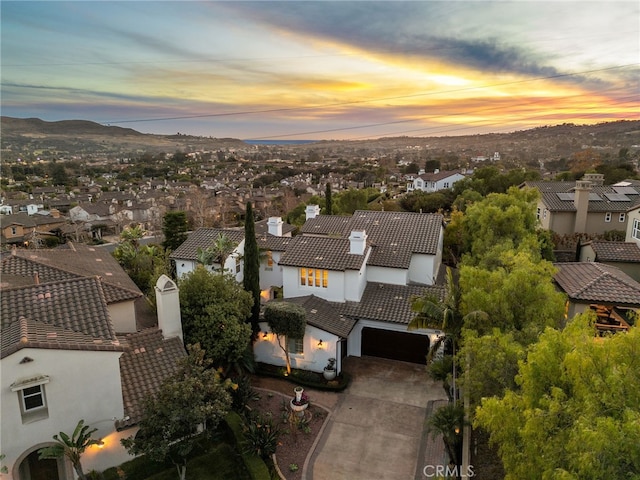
[
  {"xmin": 579, "ymin": 240, "xmax": 640, "ymax": 282},
  {"xmin": 524, "ymin": 174, "xmax": 640, "ymax": 236},
  {"xmin": 1, "ymin": 246, "xmax": 185, "ymax": 479},
  {"xmin": 553, "ymin": 262, "xmax": 640, "ymax": 334},
  {"xmin": 170, "ymin": 228, "xmax": 246, "ymax": 280},
  {"xmin": 69, "ymin": 203, "xmax": 117, "ymax": 239},
  {"xmin": 0, "ymin": 212, "xmax": 67, "ymax": 247},
  {"xmin": 170, "ymin": 217, "xmax": 295, "ymax": 296},
  {"xmin": 406, "ymin": 169, "xmax": 466, "ymax": 193},
  {"xmin": 257, "ymin": 208, "xmax": 447, "ymax": 372},
  {"xmin": 625, "ymin": 200, "xmax": 640, "ymax": 248}
]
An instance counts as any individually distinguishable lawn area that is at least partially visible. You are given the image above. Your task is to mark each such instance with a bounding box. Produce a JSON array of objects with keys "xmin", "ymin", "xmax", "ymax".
[
  {"xmin": 145, "ymin": 442, "xmax": 251, "ymax": 480},
  {"xmin": 102, "ymin": 437, "xmax": 252, "ymax": 480}
]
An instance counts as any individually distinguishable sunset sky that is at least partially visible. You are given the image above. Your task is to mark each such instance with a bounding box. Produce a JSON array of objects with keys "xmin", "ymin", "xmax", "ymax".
[{"xmin": 2, "ymin": 1, "xmax": 638, "ymax": 140}]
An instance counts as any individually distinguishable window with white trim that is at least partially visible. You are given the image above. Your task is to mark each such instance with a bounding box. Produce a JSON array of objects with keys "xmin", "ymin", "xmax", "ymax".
[
  {"xmin": 235, "ymin": 257, "xmax": 241, "ymax": 274},
  {"xmin": 605, "ymin": 212, "xmax": 612, "ymax": 222},
  {"xmin": 536, "ymin": 207, "xmax": 541, "ymax": 220},
  {"xmin": 11, "ymin": 227, "xmax": 17, "ymax": 235},
  {"xmin": 22, "ymin": 385, "xmax": 46, "ymax": 411},
  {"xmin": 299, "ymin": 268, "xmax": 328, "ymax": 288},
  {"xmin": 12, "ymin": 377, "xmax": 50, "ymax": 423},
  {"xmin": 619, "ymin": 213, "xmax": 626, "ymax": 222},
  {"xmin": 286, "ymin": 337, "xmax": 304, "ymax": 355},
  {"xmin": 633, "ymin": 219, "xmax": 640, "ymax": 240}
]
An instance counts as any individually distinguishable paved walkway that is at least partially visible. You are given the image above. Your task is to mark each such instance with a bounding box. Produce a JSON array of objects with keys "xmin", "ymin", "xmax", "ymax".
[{"xmin": 306, "ymin": 356, "xmax": 448, "ymax": 480}]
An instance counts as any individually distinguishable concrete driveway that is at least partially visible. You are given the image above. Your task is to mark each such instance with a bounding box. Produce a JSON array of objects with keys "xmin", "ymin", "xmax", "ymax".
[{"xmin": 308, "ymin": 356, "xmax": 448, "ymax": 480}]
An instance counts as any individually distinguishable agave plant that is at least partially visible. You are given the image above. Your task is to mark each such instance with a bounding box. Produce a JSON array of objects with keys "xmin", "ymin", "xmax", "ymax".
[{"xmin": 39, "ymin": 419, "xmax": 99, "ymax": 480}]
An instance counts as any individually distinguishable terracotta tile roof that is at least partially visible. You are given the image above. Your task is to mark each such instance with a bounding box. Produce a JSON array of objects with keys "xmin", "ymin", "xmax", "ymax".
[
  {"xmin": 278, "ymin": 235, "xmax": 367, "ymax": 271},
  {"xmin": 588, "ymin": 241, "xmax": 640, "ymax": 263},
  {"xmin": 256, "ymin": 235, "xmax": 293, "ymax": 252},
  {"xmin": 169, "ymin": 228, "xmax": 245, "ymax": 260},
  {"xmin": 417, "ymin": 170, "xmax": 464, "ymax": 182},
  {"xmin": 300, "ymin": 211, "xmax": 444, "ymax": 269},
  {"xmin": 3, "ymin": 245, "xmax": 142, "ymax": 303},
  {"xmin": 554, "ymin": 262, "xmax": 640, "ymax": 305},
  {"xmin": 338, "ymin": 282, "xmax": 446, "ymax": 325},
  {"xmin": 525, "ymin": 181, "xmax": 640, "ymax": 213},
  {"xmin": 1, "ymin": 277, "xmax": 122, "ymax": 359},
  {"xmin": 281, "ymin": 295, "xmax": 357, "ymax": 338},
  {"xmin": 117, "ymin": 329, "xmax": 186, "ymax": 428}
]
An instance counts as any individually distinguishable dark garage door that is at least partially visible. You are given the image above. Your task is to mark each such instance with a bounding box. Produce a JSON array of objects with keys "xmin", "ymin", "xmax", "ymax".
[{"xmin": 361, "ymin": 328, "xmax": 430, "ymax": 364}]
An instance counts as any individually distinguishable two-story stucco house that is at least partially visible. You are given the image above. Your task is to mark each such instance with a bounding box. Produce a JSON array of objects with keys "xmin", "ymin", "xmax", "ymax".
[
  {"xmin": 524, "ymin": 175, "xmax": 640, "ymax": 237},
  {"xmin": 255, "ymin": 208, "xmax": 447, "ymax": 373},
  {"xmin": 171, "ymin": 207, "xmax": 447, "ymax": 374},
  {"xmin": 1, "ymin": 245, "xmax": 185, "ymax": 480}
]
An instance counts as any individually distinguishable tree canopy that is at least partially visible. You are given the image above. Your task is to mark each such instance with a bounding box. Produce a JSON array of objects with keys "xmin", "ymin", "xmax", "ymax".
[
  {"xmin": 474, "ymin": 316, "xmax": 640, "ymax": 479},
  {"xmin": 122, "ymin": 344, "xmax": 233, "ymax": 480},
  {"xmin": 264, "ymin": 302, "xmax": 306, "ymax": 374},
  {"xmin": 243, "ymin": 202, "xmax": 261, "ymax": 336},
  {"xmin": 178, "ymin": 268, "xmax": 252, "ymax": 368},
  {"xmin": 460, "ymin": 250, "xmax": 565, "ymax": 344},
  {"xmin": 162, "ymin": 211, "xmax": 189, "ymax": 252},
  {"xmin": 459, "ymin": 187, "xmax": 541, "ymax": 266}
]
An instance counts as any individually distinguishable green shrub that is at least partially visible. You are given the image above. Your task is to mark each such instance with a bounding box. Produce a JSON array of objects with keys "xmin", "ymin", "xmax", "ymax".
[
  {"xmin": 243, "ymin": 414, "xmax": 280, "ymax": 459},
  {"xmin": 224, "ymin": 412, "xmax": 271, "ymax": 480}
]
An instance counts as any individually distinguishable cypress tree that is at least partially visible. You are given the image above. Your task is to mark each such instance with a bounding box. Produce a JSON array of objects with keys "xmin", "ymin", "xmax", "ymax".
[
  {"xmin": 325, "ymin": 182, "xmax": 333, "ymax": 215},
  {"xmin": 243, "ymin": 202, "xmax": 261, "ymax": 336}
]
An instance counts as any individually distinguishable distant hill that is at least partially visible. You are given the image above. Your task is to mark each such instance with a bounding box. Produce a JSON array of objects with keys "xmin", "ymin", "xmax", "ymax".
[
  {"xmin": 0, "ymin": 117, "xmax": 144, "ymax": 136},
  {"xmin": 1, "ymin": 116, "xmax": 639, "ymax": 161},
  {"xmin": 0, "ymin": 116, "xmax": 248, "ymax": 159}
]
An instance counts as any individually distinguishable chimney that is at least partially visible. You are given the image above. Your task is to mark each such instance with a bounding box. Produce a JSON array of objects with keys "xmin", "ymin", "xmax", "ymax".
[
  {"xmin": 573, "ymin": 180, "xmax": 592, "ymax": 233},
  {"xmin": 154, "ymin": 274, "xmax": 183, "ymax": 341},
  {"xmin": 305, "ymin": 204, "xmax": 321, "ymax": 221},
  {"xmin": 34, "ymin": 271, "xmax": 40, "ymax": 285},
  {"xmin": 349, "ymin": 230, "xmax": 367, "ymax": 255},
  {"xmin": 267, "ymin": 217, "xmax": 283, "ymax": 237}
]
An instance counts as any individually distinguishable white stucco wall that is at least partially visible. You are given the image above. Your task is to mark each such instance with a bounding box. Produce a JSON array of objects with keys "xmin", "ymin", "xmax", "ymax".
[
  {"xmin": 282, "ymin": 267, "xmax": 347, "ymax": 303},
  {"xmin": 626, "ymin": 208, "xmax": 640, "ymax": 246},
  {"xmin": 107, "ymin": 300, "xmax": 137, "ymax": 333},
  {"xmin": 365, "ymin": 266, "xmax": 408, "ymax": 285},
  {"xmin": 347, "ymin": 319, "xmax": 440, "ymax": 357},
  {"xmin": 254, "ymin": 322, "xmax": 339, "ymax": 374},
  {"xmin": 408, "ymin": 254, "xmax": 437, "ymax": 285},
  {"xmin": 175, "ymin": 259, "xmax": 197, "ymax": 278},
  {"xmin": 1, "ymin": 349, "xmax": 125, "ymax": 479},
  {"xmin": 259, "ymin": 250, "xmax": 284, "ymax": 290},
  {"xmin": 344, "ymin": 268, "xmax": 367, "ymax": 302}
]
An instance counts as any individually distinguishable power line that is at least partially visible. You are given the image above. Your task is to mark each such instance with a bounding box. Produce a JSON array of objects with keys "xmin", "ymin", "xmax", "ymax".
[
  {"xmin": 104, "ymin": 64, "xmax": 638, "ymax": 125},
  {"xmin": 247, "ymin": 88, "xmax": 639, "ymax": 140}
]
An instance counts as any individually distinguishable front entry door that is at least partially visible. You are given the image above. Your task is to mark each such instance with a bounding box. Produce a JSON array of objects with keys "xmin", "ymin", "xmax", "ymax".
[{"xmin": 20, "ymin": 450, "xmax": 61, "ymax": 480}]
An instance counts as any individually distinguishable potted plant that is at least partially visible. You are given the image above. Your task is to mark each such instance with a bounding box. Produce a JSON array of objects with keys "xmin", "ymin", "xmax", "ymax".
[
  {"xmin": 290, "ymin": 387, "xmax": 309, "ymax": 414},
  {"xmin": 323, "ymin": 357, "xmax": 337, "ymax": 380}
]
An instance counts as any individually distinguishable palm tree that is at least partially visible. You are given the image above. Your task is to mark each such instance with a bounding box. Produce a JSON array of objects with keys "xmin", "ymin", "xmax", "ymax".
[
  {"xmin": 408, "ymin": 267, "xmax": 487, "ymax": 362},
  {"xmin": 426, "ymin": 402, "xmax": 465, "ymax": 467},
  {"xmin": 38, "ymin": 419, "xmax": 99, "ymax": 480},
  {"xmin": 196, "ymin": 233, "xmax": 236, "ymax": 274},
  {"xmin": 120, "ymin": 224, "xmax": 145, "ymax": 249}
]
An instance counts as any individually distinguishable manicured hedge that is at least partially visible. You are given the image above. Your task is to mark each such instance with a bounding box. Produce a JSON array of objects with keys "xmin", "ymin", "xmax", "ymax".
[
  {"xmin": 255, "ymin": 362, "xmax": 351, "ymax": 392},
  {"xmin": 224, "ymin": 412, "xmax": 271, "ymax": 480}
]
